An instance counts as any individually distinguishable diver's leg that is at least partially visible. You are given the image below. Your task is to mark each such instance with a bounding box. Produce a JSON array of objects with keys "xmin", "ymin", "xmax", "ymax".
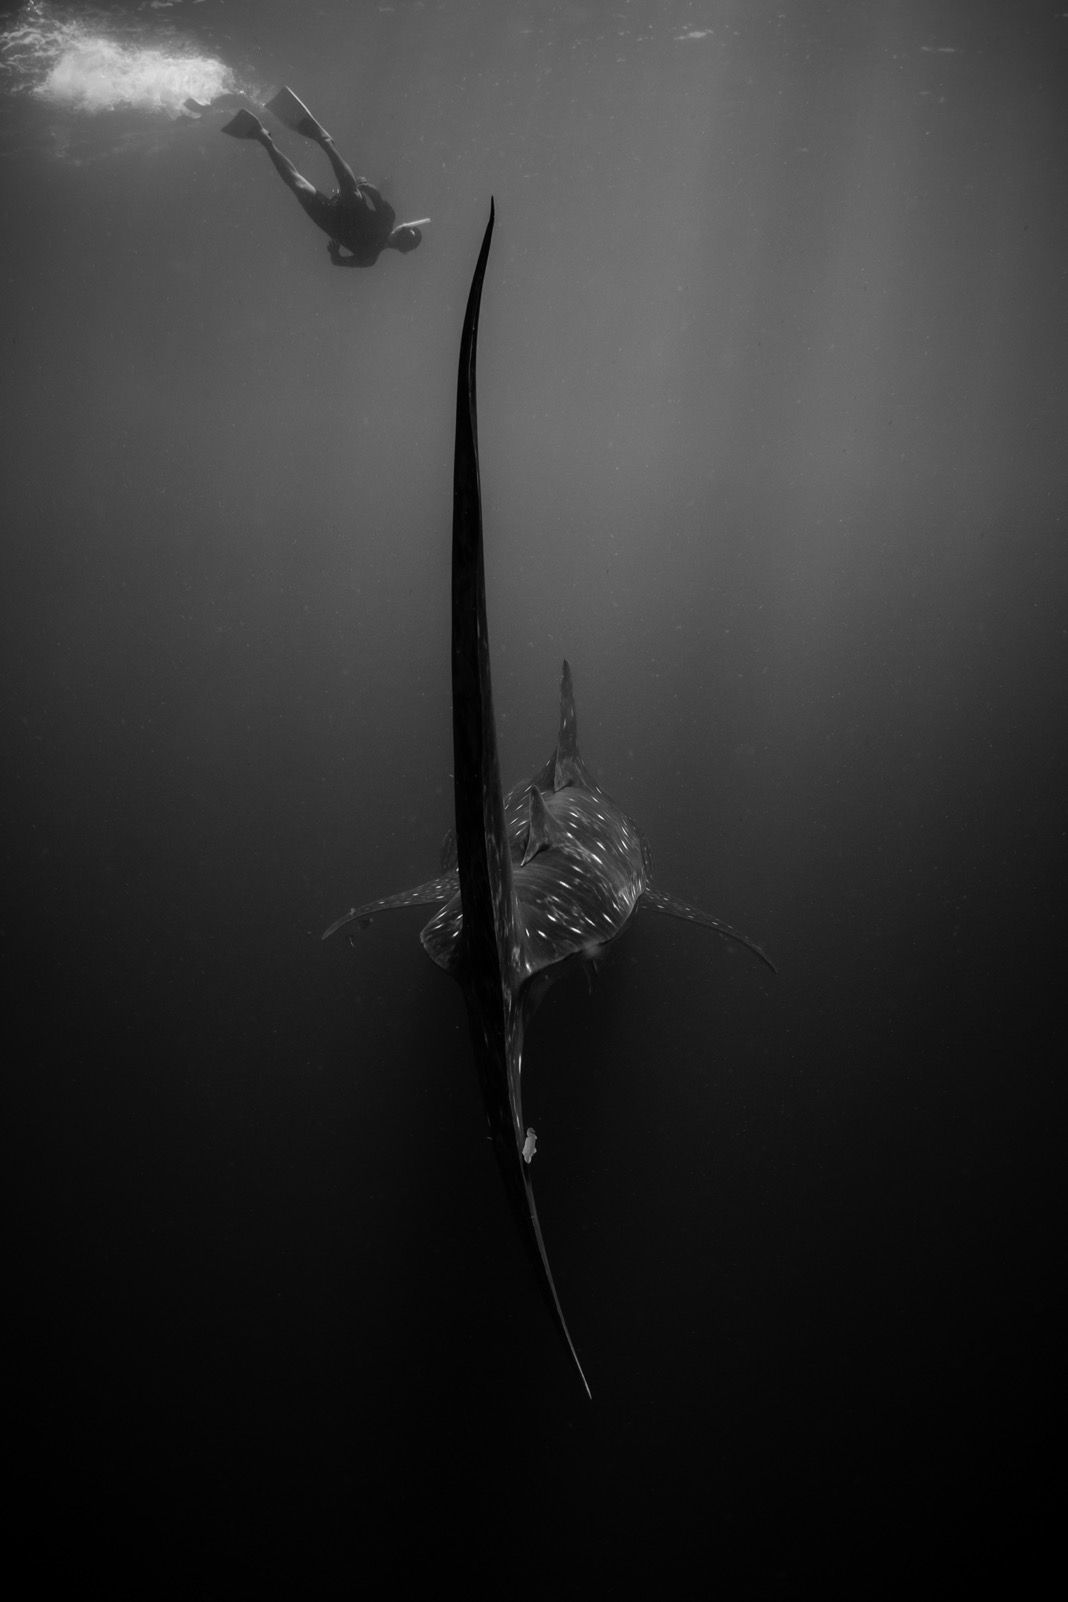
[
  {"xmin": 222, "ymin": 111, "xmax": 318, "ymax": 199},
  {"xmin": 259, "ymin": 131, "xmax": 318, "ymax": 200},
  {"xmin": 315, "ymin": 135, "xmax": 362, "ymax": 200},
  {"xmin": 261, "ymin": 135, "xmax": 340, "ymax": 238}
]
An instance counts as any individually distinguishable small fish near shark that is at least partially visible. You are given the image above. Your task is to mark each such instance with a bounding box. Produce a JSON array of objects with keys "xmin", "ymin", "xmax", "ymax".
[{"xmin": 324, "ymin": 203, "xmax": 774, "ymax": 1399}]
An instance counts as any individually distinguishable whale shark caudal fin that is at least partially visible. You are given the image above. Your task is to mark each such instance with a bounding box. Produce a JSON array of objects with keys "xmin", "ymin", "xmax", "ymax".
[
  {"xmin": 322, "ymin": 206, "xmax": 770, "ymax": 1399},
  {"xmin": 450, "ymin": 199, "xmax": 516, "ymax": 991},
  {"xmin": 452, "ymin": 203, "xmax": 591, "ymax": 1399},
  {"xmin": 641, "ymin": 888, "xmax": 778, "ymax": 974}
]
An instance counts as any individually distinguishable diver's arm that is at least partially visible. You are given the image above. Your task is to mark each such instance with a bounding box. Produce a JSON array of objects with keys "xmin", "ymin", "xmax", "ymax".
[{"xmin": 327, "ymin": 240, "xmax": 359, "ymax": 267}]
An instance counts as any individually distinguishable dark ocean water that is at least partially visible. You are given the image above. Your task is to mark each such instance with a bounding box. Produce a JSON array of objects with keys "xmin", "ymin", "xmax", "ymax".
[{"xmin": 3, "ymin": 0, "xmax": 1064, "ymax": 1592}]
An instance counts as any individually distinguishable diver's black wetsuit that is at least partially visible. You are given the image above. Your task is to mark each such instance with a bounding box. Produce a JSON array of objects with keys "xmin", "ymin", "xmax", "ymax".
[
  {"xmin": 294, "ymin": 142, "xmax": 397, "ymax": 265},
  {"xmin": 260, "ymin": 127, "xmax": 398, "ymax": 266}
]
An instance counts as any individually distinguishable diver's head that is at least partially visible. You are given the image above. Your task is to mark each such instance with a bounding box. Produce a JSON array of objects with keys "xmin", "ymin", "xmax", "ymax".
[{"xmin": 388, "ymin": 224, "xmax": 423, "ymax": 254}]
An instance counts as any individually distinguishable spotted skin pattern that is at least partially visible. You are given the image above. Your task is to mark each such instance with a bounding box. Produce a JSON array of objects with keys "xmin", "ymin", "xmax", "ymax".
[
  {"xmin": 325, "ymin": 691, "xmax": 775, "ymax": 981},
  {"xmin": 421, "ymin": 754, "xmax": 645, "ymax": 982}
]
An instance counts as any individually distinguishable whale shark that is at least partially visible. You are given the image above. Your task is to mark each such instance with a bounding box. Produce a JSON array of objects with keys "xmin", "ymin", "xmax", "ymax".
[{"xmin": 324, "ymin": 204, "xmax": 774, "ymax": 1398}]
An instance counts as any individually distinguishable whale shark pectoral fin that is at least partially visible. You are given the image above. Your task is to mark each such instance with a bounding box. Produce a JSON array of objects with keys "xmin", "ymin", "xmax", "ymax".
[
  {"xmin": 322, "ymin": 873, "xmax": 457, "ymax": 941},
  {"xmin": 641, "ymin": 888, "xmax": 777, "ymax": 974}
]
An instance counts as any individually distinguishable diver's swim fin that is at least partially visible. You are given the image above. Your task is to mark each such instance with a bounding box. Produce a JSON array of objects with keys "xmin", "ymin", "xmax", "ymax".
[
  {"xmin": 265, "ymin": 85, "xmax": 330, "ymax": 142},
  {"xmin": 220, "ymin": 109, "xmax": 264, "ymax": 140}
]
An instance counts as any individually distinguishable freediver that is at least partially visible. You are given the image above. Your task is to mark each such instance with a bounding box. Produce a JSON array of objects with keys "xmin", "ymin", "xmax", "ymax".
[{"xmin": 221, "ymin": 86, "xmax": 428, "ymax": 268}]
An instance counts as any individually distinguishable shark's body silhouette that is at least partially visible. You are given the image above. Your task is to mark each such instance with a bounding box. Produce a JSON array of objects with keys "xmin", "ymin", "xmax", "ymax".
[{"xmin": 325, "ymin": 205, "xmax": 773, "ymax": 1397}]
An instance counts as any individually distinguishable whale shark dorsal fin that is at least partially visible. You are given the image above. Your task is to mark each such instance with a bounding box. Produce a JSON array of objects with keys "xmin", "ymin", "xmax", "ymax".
[
  {"xmin": 641, "ymin": 888, "xmax": 777, "ymax": 974},
  {"xmin": 553, "ymin": 658, "xmax": 597, "ymax": 792},
  {"xmin": 521, "ymin": 785, "xmax": 559, "ymax": 866}
]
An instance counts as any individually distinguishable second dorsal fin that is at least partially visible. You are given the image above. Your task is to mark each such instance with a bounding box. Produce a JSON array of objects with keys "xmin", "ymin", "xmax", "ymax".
[{"xmin": 521, "ymin": 785, "xmax": 560, "ymax": 866}]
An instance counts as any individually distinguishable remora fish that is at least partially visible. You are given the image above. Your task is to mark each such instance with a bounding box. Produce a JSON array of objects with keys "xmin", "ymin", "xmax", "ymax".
[{"xmin": 325, "ymin": 204, "xmax": 774, "ymax": 1398}]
